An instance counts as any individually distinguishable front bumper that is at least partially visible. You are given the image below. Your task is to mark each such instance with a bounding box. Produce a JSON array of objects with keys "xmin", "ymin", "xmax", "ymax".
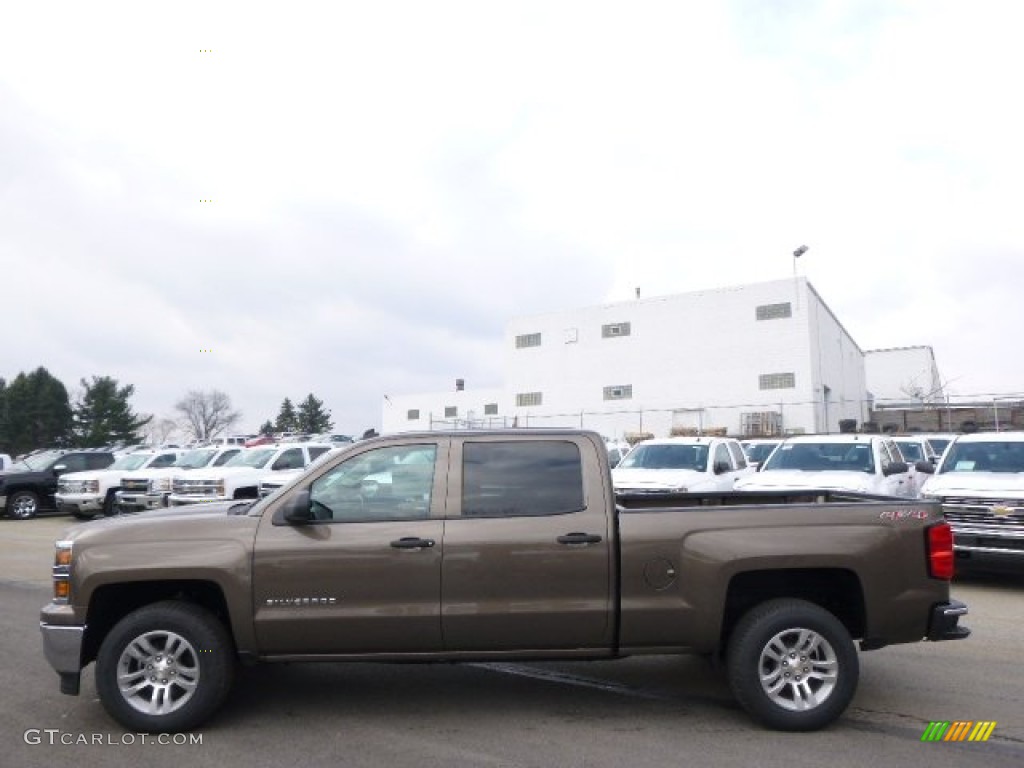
[
  {"xmin": 168, "ymin": 493, "xmax": 228, "ymax": 506},
  {"xmin": 926, "ymin": 599, "xmax": 971, "ymax": 642},
  {"xmin": 115, "ymin": 490, "xmax": 167, "ymax": 512},
  {"xmin": 40, "ymin": 621, "xmax": 85, "ymax": 695},
  {"xmin": 54, "ymin": 493, "xmax": 103, "ymax": 514}
]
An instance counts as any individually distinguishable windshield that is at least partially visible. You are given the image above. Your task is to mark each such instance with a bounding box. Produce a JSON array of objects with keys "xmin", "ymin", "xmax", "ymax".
[
  {"xmin": 744, "ymin": 442, "xmax": 780, "ymax": 464},
  {"xmin": 14, "ymin": 451, "xmax": 65, "ymax": 471},
  {"xmin": 110, "ymin": 454, "xmax": 151, "ymax": 471},
  {"xmin": 939, "ymin": 441, "xmax": 1024, "ymax": 474},
  {"xmin": 894, "ymin": 441, "xmax": 924, "ymax": 462},
  {"xmin": 224, "ymin": 449, "xmax": 276, "ymax": 469},
  {"xmin": 617, "ymin": 443, "xmax": 709, "ymax": 472},
  {"xmin": 762, "ymin": 442, "xmax": 875, "ymax": 473},
  {"xmin": 174, "ymin": 449, "xmax": 217, "ymax": 469}
]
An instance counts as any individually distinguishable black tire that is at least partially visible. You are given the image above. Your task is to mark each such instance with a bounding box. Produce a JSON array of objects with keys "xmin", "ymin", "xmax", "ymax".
[
  {"xmin": 7, "ymin": 490, "xmax": 40, "ymax": 519},
  {"xmin": 102, "ymin": 490, "xmax": 117, "ymax": 517},
  {"xmin": 95, "ymin": 601, "xmax": 235, "ymax": 732},
  {"xmin": 726, "ymin": 598, "xmax": 858, "ymax": 731}
]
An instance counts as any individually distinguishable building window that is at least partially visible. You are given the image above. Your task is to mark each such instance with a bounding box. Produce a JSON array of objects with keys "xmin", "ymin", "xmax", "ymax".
[
  {"xmin": 759, "ymin": 372, "xmax": 796, "ymax": 390},
  {"xmin": 603, "ymin": 384, "xmax": 633, "ymax": 401},
  {"xmin": 484, "ymin": 403, "xmax": 498, "ymax": 415},
  {"xmin": 407, "ymin": 409, "xmax": 420, "ymax": 421},
  {"xmin": 515, "ymin": 333, "xmax": 542, "ymax": 349},
  {"xmin": 444, "ymin": 406, "xmax": 457, "ymax": 418},
  {"xmin": 756, "ymin": 302, "xmax": 792, "ymax": 321},
  {"xmin": 602, "ymin": 322, "xmax": 632, "ymax": 338},
  {"xmin": 516, "ymin": 392, "xmax": 543, "ymax": 407}
]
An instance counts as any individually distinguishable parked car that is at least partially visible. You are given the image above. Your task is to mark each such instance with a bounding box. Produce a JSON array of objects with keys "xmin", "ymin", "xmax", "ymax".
[
  {"xmin": 116, "ymin": 446, "xmax": 243, "ymax": 513},
  {"xmin": 740, "ymin": 439, "xmax": 783, "ymax": 469},
  {"xmin": 167, "ymin": 442, "xmax": 333, "ymax": 505},
  {"xmin": 920, "ymin": 431, "xmax": 1024, "ymax": 558},
  {"xmin": 56, "ymin": 449, "xmax": 185, "ymax": 519},
  {"xmin": 41, "ymin": 430, "xmax": 968, "ymax": 733},
  {"xmin": 736, "ymin": 434, "xmax": 924, "ymax": 497},
  {"xmin": 612, "ymin": 436, "xmax": 753, "ymax": 495},
  {"xmin": 0, "ymin": 449, "xmax": 117, "ymax": 519}
]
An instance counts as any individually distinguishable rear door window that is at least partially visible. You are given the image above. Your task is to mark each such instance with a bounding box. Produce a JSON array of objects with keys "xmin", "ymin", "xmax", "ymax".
[{"xmin": 462, "ymin": 441, "xmax": 584, "ymax": 517}]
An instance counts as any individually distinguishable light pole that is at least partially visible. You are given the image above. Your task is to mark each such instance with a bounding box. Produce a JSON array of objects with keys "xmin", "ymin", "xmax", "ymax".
[{"xmin": 793, "ymin": 244, "xmax": 808, "ymax": 277}]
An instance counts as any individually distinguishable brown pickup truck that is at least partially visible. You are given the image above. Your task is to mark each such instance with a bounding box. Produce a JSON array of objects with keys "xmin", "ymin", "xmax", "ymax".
[{"xmin": 40, "ymin": 430, "xmax": 969, "ymax": 733}]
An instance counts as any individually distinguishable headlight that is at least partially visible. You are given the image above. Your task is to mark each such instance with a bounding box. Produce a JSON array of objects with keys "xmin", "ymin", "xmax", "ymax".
[
  {"xmin": 672, "ymin": 486, "xmax": 689, "ymax": 493},
  {"xmin": 216, "ymin": 480, "xmax": 226, "ymax": 496},
  {"xmin": 53, "ymin": 540, "xmax": 73, "ymax": 604},
  {"xmin": 149, "ymin": 478, "xmax": 172, "ymax": 493},
  {"xmin": 921, "ymin": 492, "xmax": 943, "ymax": 502},
  {"xmin": 83, "ymin": 480, "xmax": 100, "ymax": 493}
]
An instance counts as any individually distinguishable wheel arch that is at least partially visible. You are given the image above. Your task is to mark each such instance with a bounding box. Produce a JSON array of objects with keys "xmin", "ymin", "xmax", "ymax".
[{"xmin": 82, "ymin": 580, "xmax": 235, "ymax": 666}]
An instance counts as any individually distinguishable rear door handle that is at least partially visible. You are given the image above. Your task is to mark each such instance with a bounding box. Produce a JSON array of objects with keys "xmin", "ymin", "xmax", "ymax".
[
  {"xmin": 557, "ymin": 532, "xmax": 603, "ymax": 545},
  {"xmin": 390, "ymin": 537, "xmax": 435, "ymax": 549}
]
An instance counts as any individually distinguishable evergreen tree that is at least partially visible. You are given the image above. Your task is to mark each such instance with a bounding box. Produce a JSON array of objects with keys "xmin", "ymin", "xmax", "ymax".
[
  {"xmin": 275, "ymin": 398, "xmax": 298, "ymax": 433},
  {"xmin": 73, "ymin": 376, "xmax": 152, "ymax": 448},
  {"xmin": 3, "ymin": 367, "xmax": 74, "ymax": 455},
  {"xmin": 258, "ymin": 420, "xmax": 275, "ymax": 436},
  {"xmin": 296, "ymin": 393, "xmax": 333, "ymax": 434}
]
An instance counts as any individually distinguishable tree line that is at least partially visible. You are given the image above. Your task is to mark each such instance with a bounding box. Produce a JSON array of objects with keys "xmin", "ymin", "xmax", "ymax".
[{"xmin": 0, "ymin": 366, "xmax": 336, "ymax": 458}]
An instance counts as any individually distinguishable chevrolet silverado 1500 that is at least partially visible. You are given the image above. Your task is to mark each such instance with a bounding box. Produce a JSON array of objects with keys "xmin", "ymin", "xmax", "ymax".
[{"xmin": 40, "ymin": 430, "xmax": 968, "ymax": 733}]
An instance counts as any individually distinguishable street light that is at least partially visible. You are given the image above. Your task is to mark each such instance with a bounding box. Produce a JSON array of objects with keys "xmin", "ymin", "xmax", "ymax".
[{"xmin": 793, "ymin": 244, "xmax": 809, "ymax": 277}]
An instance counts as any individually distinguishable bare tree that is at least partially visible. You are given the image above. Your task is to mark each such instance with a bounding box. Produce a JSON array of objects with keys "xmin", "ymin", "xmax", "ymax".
[
  {"xmin": 174, "ymin": 390, "xmax": 242, "ymax": 442},
  {"xmin": 142, "ymin": 416, "xmax": 179, "ymax": 446}
]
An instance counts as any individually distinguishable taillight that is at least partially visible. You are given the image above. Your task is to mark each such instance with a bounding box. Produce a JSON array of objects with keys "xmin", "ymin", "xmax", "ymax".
[{"xmin": 927, "ymin": 522, "xmax": 954, "ymax": 580}]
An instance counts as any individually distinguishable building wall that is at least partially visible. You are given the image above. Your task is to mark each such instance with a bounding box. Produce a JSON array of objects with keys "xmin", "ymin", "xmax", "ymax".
[
  {"xmin": 865, "ymin": 347, "xmax": 943, "ymax": 404},
  {"xmin": 382, "ymin": 387, "xmax": 508, "ymax": 434},
  {"xmin": 503, "ymin": 278, "xmax": 865, "ymax": 438}
]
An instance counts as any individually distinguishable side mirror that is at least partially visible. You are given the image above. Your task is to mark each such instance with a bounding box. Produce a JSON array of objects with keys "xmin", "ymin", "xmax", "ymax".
[
  {"xmin": 52, "ymin": 464, "xmax": 67, "ymax": 474},
  {"xmin": 883, "ymin": 461, "xmax": 909, "ymax": 477},
  {"xmin": 914, "ymin": 460, "xmax": 935, "ymax": 474},
  {"xmin": 281, "ymin": 490, "xmax": 314, "ymax": 524}
]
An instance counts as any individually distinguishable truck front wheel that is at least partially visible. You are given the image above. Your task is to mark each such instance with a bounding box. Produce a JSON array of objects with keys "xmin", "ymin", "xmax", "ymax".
[
  {"xmin": 726, "ymin": 598, "xmax": 858, "ymax": 731},
  {"xmin": 95, "ymin": 601, "xmax": 235, "ymax": 732}
]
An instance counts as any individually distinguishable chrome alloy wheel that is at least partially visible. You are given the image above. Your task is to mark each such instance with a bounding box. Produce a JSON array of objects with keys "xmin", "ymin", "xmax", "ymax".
[
  {"xmin": 757, "ymin": 627, "xmax": 838, "ymax": 711},
  {"xmin": 116, "ymin": 630, "xmax": 200, "ymax": 715},
  {"xmin": 9, "ymin": 493, "xmax": 38, "ymax": 519}
]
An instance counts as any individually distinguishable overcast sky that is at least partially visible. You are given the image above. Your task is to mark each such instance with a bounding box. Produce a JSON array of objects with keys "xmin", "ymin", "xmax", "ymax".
[{"xmin": 3, "ymin": 0, "xmax": 1023, "ymax": 437}]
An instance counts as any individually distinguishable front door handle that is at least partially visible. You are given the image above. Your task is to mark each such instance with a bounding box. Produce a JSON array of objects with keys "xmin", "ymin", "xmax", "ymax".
[
  {"xmin": 557, "ymin": 532, "xmax": 603, "ymax": 545},
  {"xmin": 390, "ymin": 537, "xmax": 435, "ymax": 549}
]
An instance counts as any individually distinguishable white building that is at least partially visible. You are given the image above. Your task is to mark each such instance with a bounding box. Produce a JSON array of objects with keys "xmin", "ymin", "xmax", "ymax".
[
  {"xmin": 864, "ymin": 346, "xmax": 944, "ymax": 406},
  {"xmin": 383, "ymin": 278, "xmax": 872, "ymax": 438}
]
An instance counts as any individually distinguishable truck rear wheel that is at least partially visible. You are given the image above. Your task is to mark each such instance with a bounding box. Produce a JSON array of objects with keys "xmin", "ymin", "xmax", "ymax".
[
  {"xmin": 95, "ymin": 601, "xmax": 235, "ymax": 732},
  {"xmin": 726, "ymin": 598, "xmax": 858, "ymax": 731}
]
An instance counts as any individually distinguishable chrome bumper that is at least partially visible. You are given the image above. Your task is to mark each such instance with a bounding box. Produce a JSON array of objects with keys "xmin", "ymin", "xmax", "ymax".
[{"xmin": 40, "ymin": 622, "xmax": 85, "ymax": 695}]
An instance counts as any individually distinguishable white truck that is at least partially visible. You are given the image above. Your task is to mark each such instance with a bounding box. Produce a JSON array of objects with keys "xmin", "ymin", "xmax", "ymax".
[
  {"xmin": 115, "ymin": 446, "xmax": 243, "ymax": 512},
  {"xmin": 735, "ymin": 434, "xmax": 922, "ymax": 497},
  {"xmin": 920, "ymin": 431, "xmax": 1024, "ymax": 559},
  {"xmin": 167, "ymin": 443, "xmax": 332, "ymax": 505},
  {"xmin": 55, "ymin": 449, "xmax": 184, "ymax": 519},
  {"xmin": 612, "ymin": 436, "xmax": 753, "ymax": 495}
]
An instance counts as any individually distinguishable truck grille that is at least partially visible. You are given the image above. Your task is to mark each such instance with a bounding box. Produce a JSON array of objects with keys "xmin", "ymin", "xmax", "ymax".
[
  {"xmin": 172, "ymin": 479, "xmax": 220, "ymax": 495},
  {"xmin": 58, "ymin": 480, "xmax": 87, "ymax": 494},
  {"xmin": 121, "ymin": 478, "xmax": 149, "ymax": 493},
  {"xmin": 938, "ymin": 496, "xmax": 1024, "ymax": 554}
]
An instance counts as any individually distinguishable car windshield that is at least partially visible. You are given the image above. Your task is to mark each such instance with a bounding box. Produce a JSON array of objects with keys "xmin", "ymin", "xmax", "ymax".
[
  {"xmin": 617, "ymin": 444, "xmax": 709, "ymax": 472},
  {"xmin": 895, "ymin": 441, "xmax": 924, "ymax": 462},
  {"xmin": 224, "ymin": 449, "xmax": 276, "ymax": 469},
  {"xmin": 174, "ymin": 449, "xmax": 217, "ymax": 469},
  {"xmin": 14, "ymin": 451, "xmax": 65, "ymax": 471},
  {"xmin": 939, "ymin": 441, "xmax": 1024, "ymax": 473},
  {"xmin": 762, "ymin": 442, "xmax": 875, "ymax": 473},
  {"xmin": 744, "ymin": 442, "xmax": 780, "ymax": 464},
  {"xmin": 110, "ymin": 454, "xmax": 151, "ymax": 471}
]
